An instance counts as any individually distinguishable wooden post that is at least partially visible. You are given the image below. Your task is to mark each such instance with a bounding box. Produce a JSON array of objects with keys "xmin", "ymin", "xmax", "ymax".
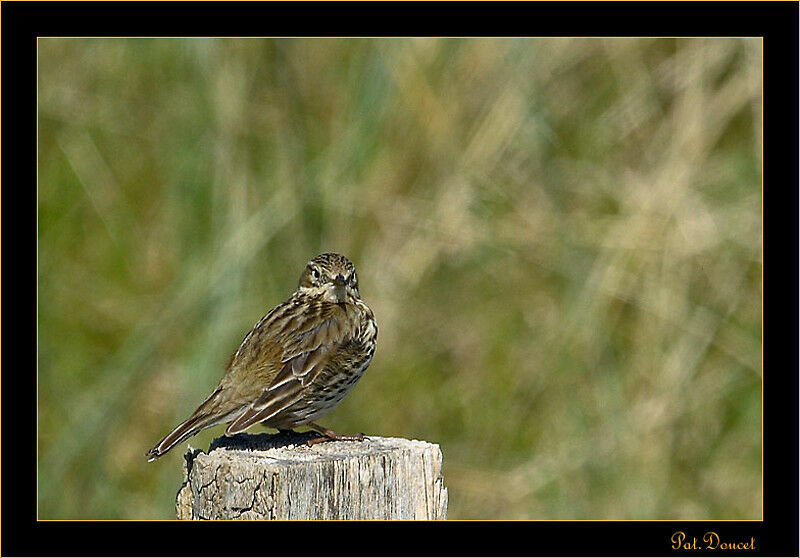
[{"xmin": 176, "ymin": 431, "xmax": 448, "ymax": 520}]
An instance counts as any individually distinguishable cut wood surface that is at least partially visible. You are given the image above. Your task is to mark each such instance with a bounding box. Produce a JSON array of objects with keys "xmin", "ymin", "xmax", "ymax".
[{"xmin": 176, "ymin": 431, "xmax": 448, "ymax": 520}]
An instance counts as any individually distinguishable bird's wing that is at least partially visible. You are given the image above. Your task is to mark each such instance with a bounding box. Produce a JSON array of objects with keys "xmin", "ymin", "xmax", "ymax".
[{"xmin": 225, "ymin": 302, "xmax": 353, "ymax": 435}]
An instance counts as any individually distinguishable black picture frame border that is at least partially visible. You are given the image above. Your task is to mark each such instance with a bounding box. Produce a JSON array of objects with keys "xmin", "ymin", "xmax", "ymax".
[{"xmin": 6, "ymin": 1, "xmax": 796, "ymax": 556}]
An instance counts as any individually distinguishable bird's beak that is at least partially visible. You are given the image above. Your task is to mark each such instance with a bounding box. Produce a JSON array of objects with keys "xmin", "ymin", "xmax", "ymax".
[{"xmin": 329, "ymin": 275, "xmax": 348, "ymax": 301}]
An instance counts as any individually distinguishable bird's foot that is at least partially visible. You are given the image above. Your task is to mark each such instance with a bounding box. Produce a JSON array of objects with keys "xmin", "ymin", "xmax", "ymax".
[{"xmin": 306, "ymin": 423, "xmax": 368, "ymax": 446}]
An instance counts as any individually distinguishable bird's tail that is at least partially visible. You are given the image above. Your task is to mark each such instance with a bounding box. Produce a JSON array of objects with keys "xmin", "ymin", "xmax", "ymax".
[
  {"xmin": 145, "ymin": 413, "xmax": 217, "ymax": 462},
  {"xmin": 146, "ymin": 388, "xmax": 230, "ymax": 462}
]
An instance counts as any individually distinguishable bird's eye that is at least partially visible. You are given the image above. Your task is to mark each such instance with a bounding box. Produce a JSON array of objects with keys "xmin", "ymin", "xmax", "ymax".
[{"xmin": 311, "ymin": 268, "xmax": 320, "ymax": 280}]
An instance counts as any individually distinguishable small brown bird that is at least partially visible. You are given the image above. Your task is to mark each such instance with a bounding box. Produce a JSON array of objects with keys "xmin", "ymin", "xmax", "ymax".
[{"xmin": 146, "ymin": 253, "xmax": 378, "ymax": 461}]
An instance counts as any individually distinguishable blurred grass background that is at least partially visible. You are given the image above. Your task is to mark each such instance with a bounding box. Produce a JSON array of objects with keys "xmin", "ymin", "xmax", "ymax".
[{"xmin": 37, "ymin": 38, "xmax": 762, "ymax": 519}]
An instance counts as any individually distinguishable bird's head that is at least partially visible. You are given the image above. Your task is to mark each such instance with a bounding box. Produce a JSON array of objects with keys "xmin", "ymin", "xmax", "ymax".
[{"xmin": 298, "ymin": 252, "xmax": 360, "ymax": 303}]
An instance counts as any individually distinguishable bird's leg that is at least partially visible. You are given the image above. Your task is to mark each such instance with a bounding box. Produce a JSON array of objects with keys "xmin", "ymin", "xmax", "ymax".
[{"xmin": 305, "ymin": 423, "xmax": 367, "ymax": 446}]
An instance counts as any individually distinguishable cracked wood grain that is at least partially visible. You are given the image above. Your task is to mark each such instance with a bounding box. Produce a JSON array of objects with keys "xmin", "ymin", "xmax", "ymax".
[{"xmin": 175, "ymin": 432, "xmax": 448, "ymax": 520}]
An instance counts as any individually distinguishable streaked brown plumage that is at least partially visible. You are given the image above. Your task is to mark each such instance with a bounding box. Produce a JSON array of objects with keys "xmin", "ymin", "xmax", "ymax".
[{"xmin": 146, "ymin": 253, "xmax": 377, "ymax": 461}]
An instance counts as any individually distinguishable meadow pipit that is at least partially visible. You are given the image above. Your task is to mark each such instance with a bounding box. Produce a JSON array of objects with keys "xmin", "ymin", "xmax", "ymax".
[{"xmin": 146, "ymin": 253, "xmax": 378, "ymax": 461}]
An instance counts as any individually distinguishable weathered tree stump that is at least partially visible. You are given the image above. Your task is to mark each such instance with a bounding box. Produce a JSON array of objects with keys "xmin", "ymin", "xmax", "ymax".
[{"xmin": 176, "ymin": 431, "xmax": 448, "ymax": 520}]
